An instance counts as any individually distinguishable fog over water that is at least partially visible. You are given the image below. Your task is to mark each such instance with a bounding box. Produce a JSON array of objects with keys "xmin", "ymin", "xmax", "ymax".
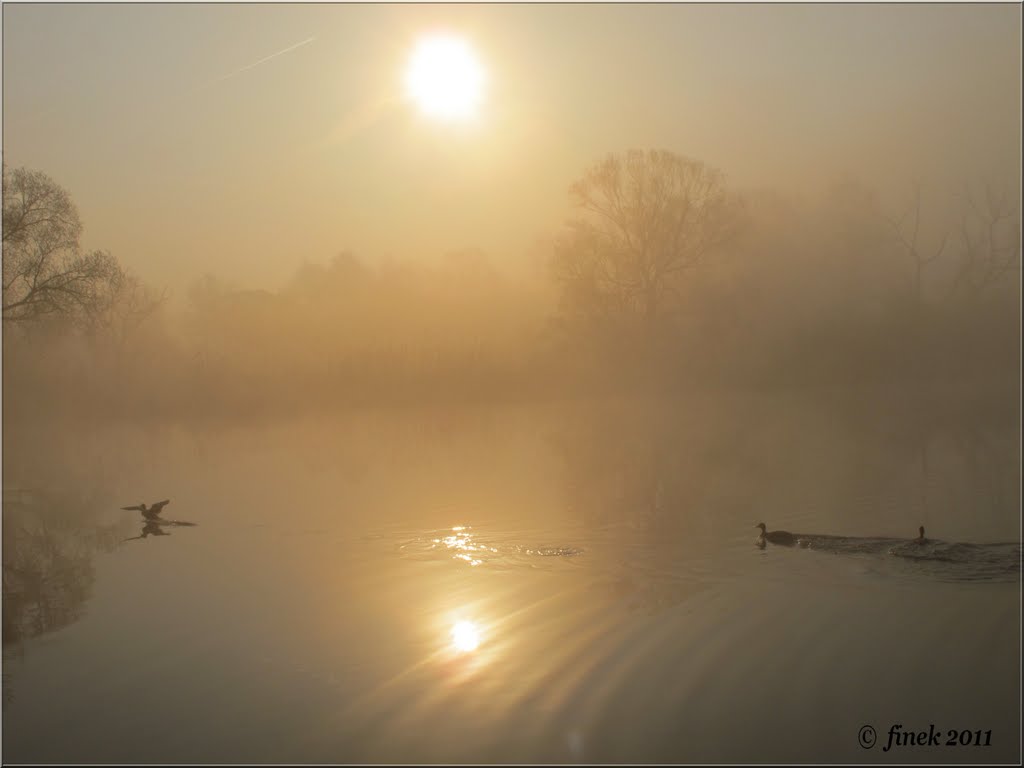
[
  {"xmin": 2, "ymin": 2, "xmax": 1020, "ymax": 764},
  {"xmin": 3, "ymin": 392, "xmax": 1019, "ymax": 762}
]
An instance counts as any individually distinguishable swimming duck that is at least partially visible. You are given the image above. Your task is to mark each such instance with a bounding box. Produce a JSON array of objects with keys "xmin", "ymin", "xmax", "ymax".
[{"xmin": 755, "ymin": 522, "xmax": 798, "ymax": 547}]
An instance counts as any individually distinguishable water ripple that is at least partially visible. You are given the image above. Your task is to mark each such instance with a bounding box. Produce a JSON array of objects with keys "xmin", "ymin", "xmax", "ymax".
[
  {"xmin": 394, "ymin": 525, "xmax": 585, "ymax": 569},
  {"xmin": 793, "ymin": 534, "xmax": 1021, "ymax": 583}
]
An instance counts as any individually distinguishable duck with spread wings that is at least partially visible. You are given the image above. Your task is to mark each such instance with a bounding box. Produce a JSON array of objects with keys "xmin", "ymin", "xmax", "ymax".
[
  {"xmin": 121, "ymin": 499, "xmax": 172, "ymax": 521},
  {"xmin": 120, "ymin": 499, "xmax": 197, "ymax": 529}
]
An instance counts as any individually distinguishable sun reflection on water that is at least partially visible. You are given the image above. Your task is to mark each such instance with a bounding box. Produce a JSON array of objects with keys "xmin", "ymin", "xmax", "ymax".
[
  {"xmin": 431, "ymin": 526, "xmax": 497, "ymax": 567},
  {"xmin": 451, "ymin": 620, "xmax": 481, "ymax": 652}
]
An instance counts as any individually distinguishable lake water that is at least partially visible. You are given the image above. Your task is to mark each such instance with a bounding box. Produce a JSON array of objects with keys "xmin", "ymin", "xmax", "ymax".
[{"xmin": 3, "ymin": 395, "xmax": 1020, "ymax": 763}]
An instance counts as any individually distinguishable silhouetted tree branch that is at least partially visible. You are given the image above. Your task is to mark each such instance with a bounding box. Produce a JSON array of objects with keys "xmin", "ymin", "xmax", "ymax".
[
  {"xmin": 881, "ymin": 181, "xmax": 948, "ymax": 305},
  {"xmin": 3, "ymin": 164, "xmax": 127, "ymax": 326},
  {"xmin": 948, "ymin": 180, "xmax": 1020, "ymax": 300},
  {"xmin": 84, "ymin": 271, "xmax": 168, "ymax": 348},
  {"xmin": 553, "ymin": 149, "xmax": 743, "ymax": 331}
]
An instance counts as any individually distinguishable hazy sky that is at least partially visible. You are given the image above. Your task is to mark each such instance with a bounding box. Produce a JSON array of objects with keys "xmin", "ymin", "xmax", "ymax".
[{"xmin": 3, "ymin": 3, "xmax": 1020, "ymax": 292}]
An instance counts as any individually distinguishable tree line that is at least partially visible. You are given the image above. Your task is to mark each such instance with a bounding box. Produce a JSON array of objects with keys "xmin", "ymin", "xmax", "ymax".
[{"xmin": 3, "ymin": 153, "xmax": 1019, "ymax": 418}]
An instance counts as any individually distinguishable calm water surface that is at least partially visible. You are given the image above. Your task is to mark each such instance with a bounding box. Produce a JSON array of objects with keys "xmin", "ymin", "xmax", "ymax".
[{"xmin": 3, "ymin": 398, "xmax": 1020, "ymax": 763}]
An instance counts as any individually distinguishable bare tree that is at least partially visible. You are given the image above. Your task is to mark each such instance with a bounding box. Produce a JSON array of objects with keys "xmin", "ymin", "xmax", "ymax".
[
  {"xmin": 948, "ymin": 180, "xmax": 1020, "ymax": 300},
  {"xmin": 84, "ymin": 271, "xmax": 168, "ymax": 350},
  {"xmin": 552, "ymin": 149, "xmax": 742, "ymax": 329},
  {"xmin": 3, "ymin": 165, "xmax": 125, "ymax": 325},
  {"xmin": 881, "ymin": 181, "xmax": 949, "ymax": 305}
]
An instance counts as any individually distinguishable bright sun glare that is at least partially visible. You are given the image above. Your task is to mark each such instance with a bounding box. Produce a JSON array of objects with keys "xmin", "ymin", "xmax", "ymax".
[
  {"xmin": 451, "ymin": 620, "xmax": 481, "ymax": 652},
  {"xmin": 404, "ymin": 35, "xmax": 486, "ymax": 121}
]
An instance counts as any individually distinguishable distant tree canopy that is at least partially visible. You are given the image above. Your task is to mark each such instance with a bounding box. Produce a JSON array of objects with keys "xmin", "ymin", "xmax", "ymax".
[
  {"xmin": 552, "ymin": 149, "xmax": 742, "ymax": 330},
  {"xmin": 2, "ymin": 164, "xmax": 162, "ymax": 337}
]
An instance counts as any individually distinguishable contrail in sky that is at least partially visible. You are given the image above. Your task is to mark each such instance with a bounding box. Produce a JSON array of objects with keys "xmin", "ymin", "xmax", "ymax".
[{"xmin": 207, "ymin": 35, "xmax": 316, "ymax": 87}]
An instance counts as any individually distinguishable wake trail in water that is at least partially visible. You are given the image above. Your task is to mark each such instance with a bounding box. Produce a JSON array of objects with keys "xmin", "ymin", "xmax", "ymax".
[{"xmin": 793, "ymin": 533, "xmax": 1020, "ymax": 582}]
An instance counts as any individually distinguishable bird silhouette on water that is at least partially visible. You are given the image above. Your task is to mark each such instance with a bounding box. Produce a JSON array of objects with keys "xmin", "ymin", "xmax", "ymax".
[
  {"xmin": 123, "ymin": 519, "xmax": 172, "ymax": 542},
  {"xmin": 121, "ymin": 499, "xmax": 171, "ymax": 521},
  {"xmin": 755, "ymin": 522, "xmax": 798, "ymax": 547},
  {"xmin": 120, "ymin": 499, "xmax": 197, "ymax": 537}
]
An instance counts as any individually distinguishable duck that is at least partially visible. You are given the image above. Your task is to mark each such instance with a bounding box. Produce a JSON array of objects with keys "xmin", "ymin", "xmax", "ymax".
[
  {"xmin": 121, "ymin": 499, "xmax": 170, "ymax": 521},
  {"xmin": 755, "ymin": 522, "xmax": 798, "ymax": 547}
]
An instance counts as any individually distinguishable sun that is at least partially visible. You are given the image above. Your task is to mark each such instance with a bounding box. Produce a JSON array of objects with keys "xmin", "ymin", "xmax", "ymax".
[{"xmin": 404, "ymin": 35, "xmax": 486, "ymax": 121}]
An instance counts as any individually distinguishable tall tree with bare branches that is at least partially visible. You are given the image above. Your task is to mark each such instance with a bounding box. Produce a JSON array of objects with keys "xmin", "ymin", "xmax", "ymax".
[
  {"xmin": 3, "ymin": 165, "xmax": 125, "ymax": 326},
  {"xmin": 882, "ymin": 181, "xmax": 950, "ymax": 306},
  {"xmin": 552, "ymin": 149, "xmax": 742, "ymax": 331},
  {"xmin": 949, "ymin": 180, "xmax": 1020, "ymax": 300}
]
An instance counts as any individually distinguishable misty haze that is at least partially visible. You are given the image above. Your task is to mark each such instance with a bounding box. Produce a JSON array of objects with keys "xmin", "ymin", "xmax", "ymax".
[{"xmin": 2, "ymin": 3, "xmax": 1020, "ymax": 764}]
